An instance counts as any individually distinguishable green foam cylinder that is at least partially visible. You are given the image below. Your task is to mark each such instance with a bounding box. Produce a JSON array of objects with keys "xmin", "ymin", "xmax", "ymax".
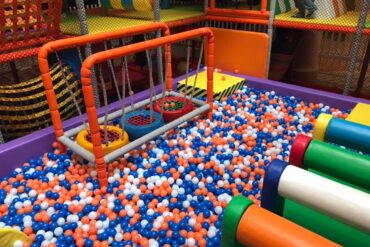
[
  {"xmin": 221, "ymin": 195, "xmax": 254, "ymax": 247},
  {"xmin": 283, "ymin": 199, "xmax": 370, "ymax": 247},
  {"xmin": 304, "ymin": 140, "xmax": 370, "ymax": 191}
]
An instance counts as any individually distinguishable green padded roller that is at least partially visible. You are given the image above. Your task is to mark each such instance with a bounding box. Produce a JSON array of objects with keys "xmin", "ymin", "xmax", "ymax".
[
  {"xmin": 221, "ymin": 196, "xmax": 254, "ymax": 247},
  {"xmin": 283, "ymin": 199, "xmax": 370, "ymax": 247},
  {"xmin": 304, "ymin": 140, "xmax": 370, "ymax": 191}
]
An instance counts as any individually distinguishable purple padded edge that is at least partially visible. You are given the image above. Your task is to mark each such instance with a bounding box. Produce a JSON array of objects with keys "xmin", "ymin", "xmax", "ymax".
[
  {"xmin": 1, "ymin": 72, "xmax": 369, "ymax": 177},
  {"xmin": 174, "ymin": 70, "xmax": 370, "ymax": 109}
]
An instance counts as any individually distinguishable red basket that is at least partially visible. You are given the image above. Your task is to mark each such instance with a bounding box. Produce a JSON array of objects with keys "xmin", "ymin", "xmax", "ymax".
[{"xmin": 153, "ymin": 96, "xmax": 194, "ymax": 123}]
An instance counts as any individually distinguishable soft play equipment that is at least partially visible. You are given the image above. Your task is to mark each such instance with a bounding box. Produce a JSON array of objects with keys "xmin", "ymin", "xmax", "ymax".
[
  {"xmin": 221, "ymin": 195, "xmax": 339, "ymax": 247},
  {"xmin": 289, "ymin": 134, "xmax": 370, "ymax": 192},
  {"xmin": 313, "ymin": 113, "xmax": 370, "ymax": 153},
  {"xmin": 39, "ymin": 24, "xmax": 215, "ymax": 186},
  {"xmin": 261, "ymin": 159, "xmax": 370, "ymax": 246}
]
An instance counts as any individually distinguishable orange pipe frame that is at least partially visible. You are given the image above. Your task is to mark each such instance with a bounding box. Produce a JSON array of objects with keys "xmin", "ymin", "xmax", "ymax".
[
  {"xmin": 38, "ymin": 22, "xmax": 171, "ymax": 139},
  {"xmin": 208, "ymin": 0, "xmax": 269, "ymax": 18},
  {"xmin": 237, "ymin": 205, "xmax": 340, "ymax": 247},
  {"xmin": 206, "ymin": 15, "xmax": 269, "ymax": 25},
  {"xmin": 80, "ymin": 28, "xmax": 214, "ymax": 186}
]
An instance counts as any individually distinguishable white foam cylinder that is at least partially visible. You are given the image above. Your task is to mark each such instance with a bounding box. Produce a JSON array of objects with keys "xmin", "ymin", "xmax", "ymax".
[{"xmin": 278, "ymin": 165, "xmax": 370, "ymax": 234}]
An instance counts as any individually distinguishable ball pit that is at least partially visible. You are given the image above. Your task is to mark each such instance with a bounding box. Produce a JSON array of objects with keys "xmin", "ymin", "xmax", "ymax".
[{"xmin": 0, "ymin": 86, "xmax": 350, "ymax": 247}]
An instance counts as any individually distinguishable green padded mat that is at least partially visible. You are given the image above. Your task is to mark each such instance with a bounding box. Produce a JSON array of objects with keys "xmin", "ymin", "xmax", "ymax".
[
  {"xmin": 281, "ymin": 169, "xmax": 370, "ymax": 246},
  {"xmin": 61, "ymin": 15, "xmax": 152, "ymax": 35},
  {"xmin": 114, "ymin": 5, "xmax": 204, "ymax": 22}
]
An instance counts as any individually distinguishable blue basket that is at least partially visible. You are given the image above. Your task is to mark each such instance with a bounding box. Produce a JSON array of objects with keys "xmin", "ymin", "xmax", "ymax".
[{"xmin": 119, "ymin": 110, "xmax": 165, "ymax": 140}]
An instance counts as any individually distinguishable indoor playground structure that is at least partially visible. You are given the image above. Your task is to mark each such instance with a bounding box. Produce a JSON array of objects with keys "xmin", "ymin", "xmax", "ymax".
[{"xmin": 0, "ymin": 0, "xmax": 370, "ymax": 247}]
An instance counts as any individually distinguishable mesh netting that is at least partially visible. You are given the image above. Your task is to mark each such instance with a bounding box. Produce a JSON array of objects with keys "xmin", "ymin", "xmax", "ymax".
[
  {"xmin": 215, "ymin": 0, "xmax": 262, "ymax": 10},
  {"xmin": 61, "ymin": 0, "xmax": 204, "ymax": 35},
  {"xmin": 85, "ymin": 128, "xmax": 121, "ymax": 144},
  {"xmin": 127, "ymin": 114, "xmax": 157, "ymax": 126},
  {"xmin": 0, "ymin": 63, "xmax": 84, "ymax": 142},
  {"xmin": 0, "ymin": 0, "xmax": 62, "ymax": 52},
  {"xmin": 270, "ymin": 0, "xmax": 370, "ymax": 33}
]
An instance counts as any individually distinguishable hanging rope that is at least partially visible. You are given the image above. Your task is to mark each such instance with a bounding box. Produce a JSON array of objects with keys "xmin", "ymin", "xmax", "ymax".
[
  {"xmin": 145, "ymin": 48, "xmax": 155, "ymax": 123},
  {"xmin": 183, "ymin": 40, "xmax": 191, "ymax": 102},
  {"xmin": 104, "ymin": 41, "xmax": 122, "ymax": 101},
  {"xmin": 98, "ymin": 64, "xmax": 109, "ymax": 146},
  {"xmin": 121, "ymin": 38, "xmax": 135, "ymax": 111},
  {"xmin": 160, "ymin": 45, "xmax": 167, "ymax": 119},
  {"xmin": 120, "ymin": 54, "xmax": 126, "ymax": 139},
  {"xmin": 144, "ymin": 34, "xmax": 156, "ymax": 123},
  {"xmin": 190, "ymin": 38, "xmax": 204, "ymax": 103},
  {"xmin": 77, "ymin": 47, "xmax": 84, "ymax": 63},
  {"xmin": 55, "ymin": 52, "xmax": 88, "ymax": 132}
]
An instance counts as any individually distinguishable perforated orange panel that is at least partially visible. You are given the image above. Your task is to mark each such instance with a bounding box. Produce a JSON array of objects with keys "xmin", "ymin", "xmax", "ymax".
[{"xmin": 206, "ymin": 27, "xmax": 269, "ymax": 78}]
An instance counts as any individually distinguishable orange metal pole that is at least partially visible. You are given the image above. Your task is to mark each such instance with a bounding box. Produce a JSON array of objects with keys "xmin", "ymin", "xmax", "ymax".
[
  {"xmin": 210, "ymin": 0, "xmax": 215, "ymax": 9},
  {"xmin": 237, "ymin": 205, "xmax": 340, "ymax": 247},
  {"xmin": 166, "ymin": 16, "xmax": 207, "ymax": 28},
  {"xmin": 261, "ymin": 0, "xmax": 268, "ymax": 12},
  {"xmin": 38, "ymin": 22, "xmax": 172, "ymax": 139},
  {"xmin": 206, "ymin": 15, "xmax": 269, "ymax": 25},
  {"xmin": 80, "ymin": 28, "xmax": 214, "ymax": 186}
]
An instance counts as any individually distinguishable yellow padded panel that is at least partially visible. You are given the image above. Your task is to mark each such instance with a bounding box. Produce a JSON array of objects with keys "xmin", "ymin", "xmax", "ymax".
[
  {"xmin": 346, "ymin": 103, "xmax": 370, "ymax": 127},
  {"xmin": 177, "ymin": 70, "xmax": 245, "ymax": 100}
]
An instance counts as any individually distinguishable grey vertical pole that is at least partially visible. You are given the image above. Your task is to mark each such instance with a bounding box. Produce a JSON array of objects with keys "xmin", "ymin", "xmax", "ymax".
[
  {"xmin": 75, "ymin": 0, "xmax": 101, "ymax": 107},
  {"xmin": 204, "ymin": 0, "xmax": 209, "ymax": 27},
  {"xmin": 266, "ymin": 0, "xmax": 276, "ymax": 79},
  {"xmin": 343, "ymin": 0, "xmax": 370, "ymax": 96},
  {"xmin": 0, "ymin": 130, "xmax": 4, "ymax": 144},
  {"xmin": 154, "ymin": 0, "xmax": 164, "ymax": 86}
]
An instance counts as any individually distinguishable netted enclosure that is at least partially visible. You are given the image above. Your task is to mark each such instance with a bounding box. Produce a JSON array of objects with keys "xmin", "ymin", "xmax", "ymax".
[
  {"xmin": 0, "ymin": 0, "xmax": 84, "ymax": 143},
  {"xmin": 61, "ymin": 0, "xmax": 205, "ymax": 35},
  {"xmin": 268, "ymin": 0, "xmax": 370, "ymax": 98}
]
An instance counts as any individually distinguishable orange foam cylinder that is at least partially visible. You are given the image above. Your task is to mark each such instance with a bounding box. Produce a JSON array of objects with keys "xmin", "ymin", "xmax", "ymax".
[{"xmin": 236, "ymin": 205, "xmax": 340, "ymax": 247}]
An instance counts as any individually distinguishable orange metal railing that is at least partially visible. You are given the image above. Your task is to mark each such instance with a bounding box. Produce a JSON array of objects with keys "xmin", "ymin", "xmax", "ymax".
[
  {"xmin": 208, "ymin": 0, "xmax": 269, "ymax": 18},
  {"xmin": 39, "ymin": 22, "xmax": 171, "ymax": 138}
]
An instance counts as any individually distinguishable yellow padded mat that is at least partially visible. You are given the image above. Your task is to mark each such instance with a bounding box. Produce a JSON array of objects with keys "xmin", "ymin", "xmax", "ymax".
[
  {"xmin": 61, "ymin": 15, "xmax": 152, "ymax": 35},
  {"xmin": 275, "ymin": 10, "xmax": 370, "ymax": 28},
  {"xmin": 110, "ymin": 5, "xmax": 204, "ymax": 22},
  {"xmin": 346, "ymin": 103, "xmax": 370, "ymax": 126}
]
